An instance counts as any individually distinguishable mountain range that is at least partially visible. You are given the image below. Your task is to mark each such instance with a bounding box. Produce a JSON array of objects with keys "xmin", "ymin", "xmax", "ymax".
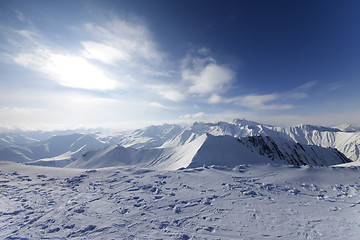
[{"xmin": 0, "ymin": 119, "xmax": 358, "ymax": 169}]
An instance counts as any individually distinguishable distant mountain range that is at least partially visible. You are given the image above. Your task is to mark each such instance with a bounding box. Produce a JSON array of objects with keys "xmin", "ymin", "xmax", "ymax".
[{"xmin": 0, "ymin": 119, "xmax": 359, "ymax": 169}]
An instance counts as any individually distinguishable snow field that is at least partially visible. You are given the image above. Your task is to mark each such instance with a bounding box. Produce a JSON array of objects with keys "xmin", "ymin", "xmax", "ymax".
[{"xmin": 1, "ymin": 161, "xmax": 360, "ymax": 239}]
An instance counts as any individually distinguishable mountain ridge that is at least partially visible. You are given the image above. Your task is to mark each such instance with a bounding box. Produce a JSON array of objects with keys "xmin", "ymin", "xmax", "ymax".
[{"xmin": 0, "ymin": 119, "xmax": 358, "ymax": 168}]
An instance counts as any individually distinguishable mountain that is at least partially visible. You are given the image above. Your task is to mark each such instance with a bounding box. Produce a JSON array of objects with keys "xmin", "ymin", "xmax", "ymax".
[
  {"xmin": 0, "ymin": 132, "xmax": 40, "ymax": 150},
  {"xmin": 124, "ymin": 119, "xmax": 360, "ymax": 163},
  {"xmin": 115, "ymin": 123, "xmax": 184, "ymax": 149},
  {"xmin": 68, "ymin": 134, "xmax": 350, "ymax": 170},
  {"xmin": 335, "ymin": 123, "xmax": 360, "ymax": 132},
  {"xmin": 0, "ymin": 119, "xmax": 358, "ymax": 167},
  {"xmin": 279, "ymin": 124, "xmax": 360, "ymax": 162},
  {"xmin": 0, "ymin": 133, "xmax": 109, "ymax": 165}
]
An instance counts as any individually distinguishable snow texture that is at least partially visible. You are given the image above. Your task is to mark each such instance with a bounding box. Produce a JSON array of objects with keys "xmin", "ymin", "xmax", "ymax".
[{"xmin": 1, "ymin": 161, "xmax": 360, "ymax": 239}]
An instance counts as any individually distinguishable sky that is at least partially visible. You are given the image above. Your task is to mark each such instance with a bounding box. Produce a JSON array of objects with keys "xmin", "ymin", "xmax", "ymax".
[{"xmin": 0, "ymin": 0, "xmax": 360, "ymax": 130}]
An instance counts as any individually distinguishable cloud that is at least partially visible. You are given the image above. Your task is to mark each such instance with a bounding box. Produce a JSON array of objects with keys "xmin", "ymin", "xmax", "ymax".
[
  {"xmin": 149, "ymin": 102, "xmax": 171, "ymax": 110},
  {"xmin": 208, "ymin": 94, "xmax": 222, "ymax": 104},
  {"xmin": 13, "ymin": 48, "xmax": 121, "ymax": 90},
  {"xmin": 14, "ymin": 9, "xmax": 25, "ymax": 22},
  {"xmin": 0, "ymin": 21, "xmax": 122, "ymax": 91},
  {"xmin": 2, "ymin": 14, "xmax": 168, "ymax": 91},
  {"xmin": 231, "ymin": 94, "xmax": 294, "ymax": 110},
  {"xmin": 181, "ymin": 112, "xmax": 207, "ymax": 119},
  {"xmin": 298, "ymin": 81, "xmax": 317, "ymax": 90},
  {"xmin": 288, "ymin": 92, "xmax": 308, "ymax": 99},
  {"xmin": 181, "ymin": 53, "xmax": 235, "ymax": 96},
  {"xmin": 83, "ymin": 18, "xmax": 164, "ymax": 65},
  {"xmin": 147, "ymin": 85, "xmax": 186, "ymax": 102},
  {"xmin": 184, "ymin": 64, "xmax": 234, "ymax": 95},
  {"xmin": 82, "ymin": 41, "xmax": 130, "ymax": 64}
]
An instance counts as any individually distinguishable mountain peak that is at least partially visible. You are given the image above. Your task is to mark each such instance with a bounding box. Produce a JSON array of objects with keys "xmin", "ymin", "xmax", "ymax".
[{"xmin": 232, "ymin": 118, "xmax": 261, "ymax": 126}]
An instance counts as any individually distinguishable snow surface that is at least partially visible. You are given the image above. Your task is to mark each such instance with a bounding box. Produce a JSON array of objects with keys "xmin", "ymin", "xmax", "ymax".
[{"xmin": 1, "ymin": 161, "xmax": 360, "ymax": 239}]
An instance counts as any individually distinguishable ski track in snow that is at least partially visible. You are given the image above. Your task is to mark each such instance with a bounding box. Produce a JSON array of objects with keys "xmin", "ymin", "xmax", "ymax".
[{"xmin": 1, "ymin": 161, "xmax": 360, "ymax": 239}]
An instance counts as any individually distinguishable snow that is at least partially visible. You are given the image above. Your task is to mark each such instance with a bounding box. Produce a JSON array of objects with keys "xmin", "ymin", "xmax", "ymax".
[
  {"xmin": 1, "ymin": 119, "xmax": 359, "ymax": 166},
  {"xmin": 1, "ymin": 161, "xmax": 360, "ymax": 239},
  {"xmin": 1, "ymin": 119, "xmax": 360, "ymax": 239},
  {"xmin": 0, "ymin": 133, "xmax": 108, "ymax": 163},
  {"xmin": 67, "ymin": 134, "xmax": 350, "ymax": 170}
]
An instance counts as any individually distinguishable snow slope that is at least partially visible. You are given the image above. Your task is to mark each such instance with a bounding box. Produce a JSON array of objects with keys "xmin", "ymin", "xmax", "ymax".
[
  {"xmin": 68, "ymin": 134, "xmax": 350, "ymax": 170},
  {"xmin": 1, "ymin": 161, "xmax": 360, "ymax": 239},
  {"xmin": 280, "ymin": 124, "xmax": 360, "ymax": 162}
]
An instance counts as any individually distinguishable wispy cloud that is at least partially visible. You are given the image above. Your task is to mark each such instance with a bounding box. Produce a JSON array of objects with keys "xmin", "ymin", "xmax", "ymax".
[
  {"xmin": 82, "ymin": 41, "xmax": 130, "ymax": 64},
  {"xmin": 83, "ymin": 18, "xmax": 165, "ymax": 65},
  {"xmin": 180, "ymin": 112, "xmax": 207, "ymax": 120},
  {"xmin": 235, "ymin": 94, "xmax": 293, "ymax": 110},
  {"xmin": 14, "ymin": 9, "xmax": 25, "ymax": 22},
  {"xmin": 149, "ymin": 102, "xmax": 171, "ymax": 110},
  {"xmin": 298, "ymin": 81, "xmax": 317, "ymax": 90},
  {"xmin": 13, "ymin": 48, "xmax": 121, "ymax": 90},
  {"xmin": 147, "ymin": 85, "xmax": 186, "ymax": 102},
  {"xmin": 1, "ymin": 14, "xmax": 169, "ymax": 91},
  {"xmin": 216, "ymin": 94, "xmax": 294, "ymax": 111},
  {"xmin": 208, "ymin": 94, "xmax": 222, "ymax": 104},
  {"xmin": 285, "ymin": 81, "xmax": 317, "ymax": 99}
]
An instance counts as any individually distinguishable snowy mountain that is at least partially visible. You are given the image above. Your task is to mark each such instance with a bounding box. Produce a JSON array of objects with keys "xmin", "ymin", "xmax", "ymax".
[
  {"xmin": 0, "ymin": 132, "xmax": 40, "ymax": 150},
  {"xmin": 335, "ymin": 123, "xmax": 360, "ymax": 132},
  {"xmin": 115, "ymin": 123, "xmax": 184, "ymax": 149},
  {"xmin": 118, "ymin": 119, "xmax": 360, "ymax": 163},
  {"xmin": 0, "ymin": 133, "xmax": 109, "ymax": 165},
  {"xmin": 280, "ymin": 124, "xmax": 360, "ymax": 162},
  {"xmin": 68, "ymin": 134, "xmax": 350, "ymax": 170},
  {"xmin": 0, "ymin": 119, "xmax": 358, "ymax": 168}
]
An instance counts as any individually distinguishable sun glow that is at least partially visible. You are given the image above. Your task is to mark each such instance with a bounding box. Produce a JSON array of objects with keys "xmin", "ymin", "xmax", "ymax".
[{"xmin": 47, "ymin": 54, "xmax": 119, "ymax": 90}]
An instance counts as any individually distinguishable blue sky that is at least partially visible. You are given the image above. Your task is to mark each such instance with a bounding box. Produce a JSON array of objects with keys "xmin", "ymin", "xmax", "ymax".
[{"xmin": 0, "ymin": 0, "xmax": 359, "ymax": 130}]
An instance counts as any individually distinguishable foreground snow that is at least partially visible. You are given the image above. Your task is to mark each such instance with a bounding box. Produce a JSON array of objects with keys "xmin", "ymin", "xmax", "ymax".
[{"xmin": 1, "ymin": 161, "xmax": 360, "ymax": 239}]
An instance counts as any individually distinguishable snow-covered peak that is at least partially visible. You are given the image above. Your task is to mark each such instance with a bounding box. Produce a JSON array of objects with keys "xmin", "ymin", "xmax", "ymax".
[
  {"xmin": 232, "ymin": 118, "xmax": 262, "ymax": 127},
  {"xmin": 335, "ymin": 123, "xmax": 360, "ymax": 132},
  {"xmin": 289, "ymin": 124, "xmax": 341, "ymax": 133}
]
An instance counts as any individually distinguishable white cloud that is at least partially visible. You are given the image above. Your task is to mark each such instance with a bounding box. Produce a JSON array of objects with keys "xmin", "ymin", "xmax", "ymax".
[
  {"xmin": 159, "ymin": 90, "xmax": 186, "ymax": 102},
  {"xmin": 184, "ymin": 64, "xmax": 234, "ymax": 95},
  {"xmin": 208, "ymin": 94, "xmax": 222, "ymax": 104},
  {"xmin": 288, "ymin": 92, "xmax": 308, "ymax": 99},
  {"xmin": 83, "ymin": 18, "xmax": 164, "ymax": 65},
  {"xmin": 181, "ymin": 112, "xmax": 207, "ymax": 120},
  {"xmin": 82, "ymin": 41, "xmax": 130, "ymax": 64},
  {"xmin": 149, "ymin": 102, "xmax": 171, "ymax": 110},
  {"xmin": 186, "ymin": 64, "xmax": 233, "ymax": 95},
  {"xmin": 284, "ymin": 81, "xmax": 317, "ymax": 100},
  {"xmin": 181, "ymin": 52, "xmax": 235, "ymax": 96},
  {"xmin": 14, "ymin": 48, "xmax": 121, "ymax": 90},
  {"xmin": 231, "ymin": 94, "xmax": 294, "ymax": 111},
  {"xmin": 147, "ymin": 85, "xmax": 186, "ymax": 102},
  {"xmin": 298, "ymin": 81, "xmax": 317, "ymax": 90}
]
